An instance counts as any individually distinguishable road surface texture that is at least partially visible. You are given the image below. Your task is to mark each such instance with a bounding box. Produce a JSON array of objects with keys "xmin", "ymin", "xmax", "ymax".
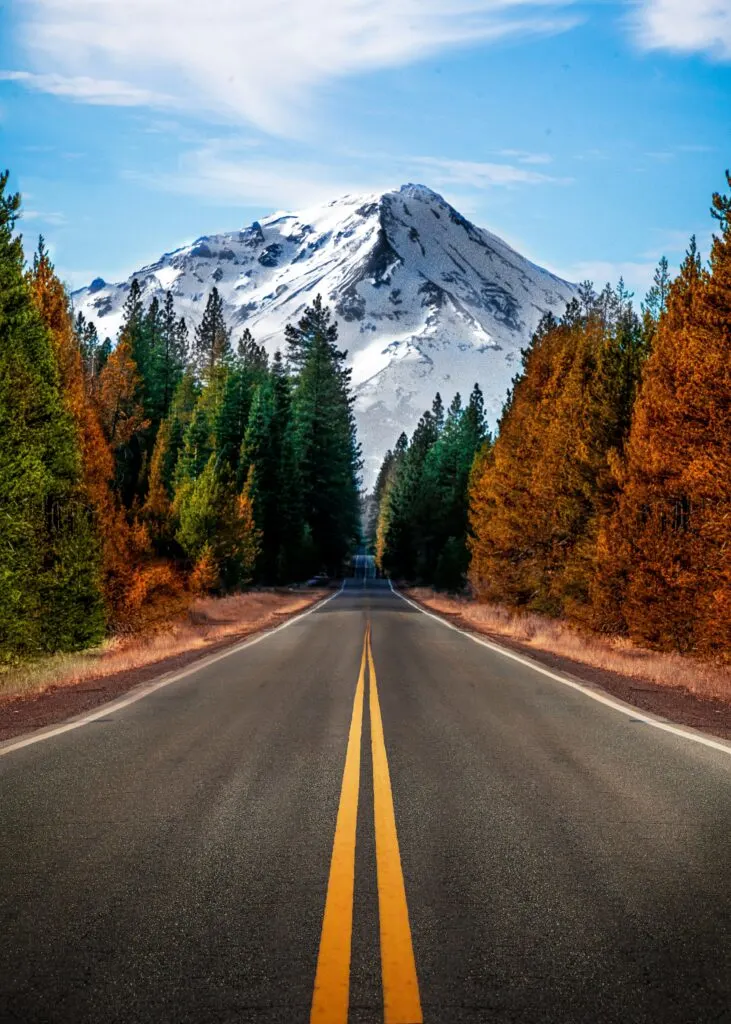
[{"xmin": 1, "ymin": 579, "xmax": 729, "ymax": 1023}]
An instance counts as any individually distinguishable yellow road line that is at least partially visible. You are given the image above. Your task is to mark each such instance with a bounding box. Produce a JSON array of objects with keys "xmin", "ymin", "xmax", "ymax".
[
  {"xmin": 310, "ymin": 628, "xmax": 368, "ymax": 1023},
  {"xmin": 368, "ymin": 628, "xmax": 423, "ymax": 1024}
]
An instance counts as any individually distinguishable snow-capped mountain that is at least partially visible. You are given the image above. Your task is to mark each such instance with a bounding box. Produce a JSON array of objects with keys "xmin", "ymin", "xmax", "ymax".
[{"xmin": 73, "ymin": 184, "xmax": 576, "ymax": 487}]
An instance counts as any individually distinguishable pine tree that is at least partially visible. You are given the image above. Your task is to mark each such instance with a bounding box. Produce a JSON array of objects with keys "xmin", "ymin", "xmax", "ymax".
[
  {"xmin": 285, "ymin": 293, "xmax": 338, "ymax": 372},
  {"xmin": 288, "ymin": 298, "xmax": 361, "ymax": 574},
  {"xmin": 97, "ymin": 336, "xmax": 149, "ymax": 506},
  {"xmin": 175, "ymin": 400, "xmax": 213, "ymax": 486},
  {"xmin": 375, "ymin": 383, "xmax": 489, "ymax": 586},
  {"xmin": 194, "ymin": 287, "xmax": 231, "ymax": 378},
  {"xmin": 159, "ymin": 291, "xmax": 188, "ymax": 418},
  {"xmin": 644, "ymin": 256, "xmax": 671, "ymax": 323},
  {"xmin": 240, "ymin": 380, "xmax": 278, "ymax": 578},
  {"xmin": 143, "ymin": 372, "xmax": 199, "ymax": 551},
  {"xmin": 176, "ymin": 456, "xmax": 261, "ymax": 589},
  {"xmin": 0, "ymin": 175, "xmax": 104, "ymax": 658},
  {"xmin": 143, "ymin": 418, "xmax": 174, "ymax": 545},
  {"xmin": 469, "ymin": 291, "xmax": 645, "ymax": 617},
  {"xmin": 28, "ymin": 240, "xmax": 139, "ymax": 626},
  {"xmin": 374, "ymin": 433, "xmax": 408, "ymax": 574},
  {"xmin": 595, "ymin": 180, "xmax": 731, "ymax": 657},
  {"xmin": 214, "ymin": 339, "xmax": 269, "ymax": 481},
  {"xmin": 380, "ymin": 411, "xmax": 438, "ymax": 579}
]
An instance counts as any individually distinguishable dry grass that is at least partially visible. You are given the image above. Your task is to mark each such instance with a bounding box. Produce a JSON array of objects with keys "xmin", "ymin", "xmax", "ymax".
[
  {"xmin": 408, "ymin": 588, "xmax": 731, "ymax": 703},
  {"xmin": 0, "ymin": 589, "xmax": 327, "ymax": 702}
]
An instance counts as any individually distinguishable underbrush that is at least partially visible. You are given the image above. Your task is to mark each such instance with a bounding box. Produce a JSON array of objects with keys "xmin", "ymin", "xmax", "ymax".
[
  {"xmin": 407, "ymin": 588, "xmax": 731, "ymax": 703},
  {"xmin": 0, "ymin": 589, "xmax": 326, "ymax": 702}
]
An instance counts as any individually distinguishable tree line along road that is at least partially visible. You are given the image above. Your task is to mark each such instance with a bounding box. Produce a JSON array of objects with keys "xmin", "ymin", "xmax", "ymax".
[{"xmin": 0, "ymin": 578, "xmax": 729, "ymax": 1023}]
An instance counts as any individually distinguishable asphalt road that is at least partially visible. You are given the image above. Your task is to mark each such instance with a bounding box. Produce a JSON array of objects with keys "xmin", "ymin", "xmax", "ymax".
[{"xmin": 1, "ymin": 579, "xmax": 729, "ymax": 1023}]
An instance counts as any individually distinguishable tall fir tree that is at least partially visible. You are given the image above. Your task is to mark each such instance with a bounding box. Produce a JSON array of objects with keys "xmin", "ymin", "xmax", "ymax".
[
  {"xmin": 0, "ymin": 175, "xmax": 104, "ymax": 658},
  {"xmin": 288, "ymin": 297, "xmax": 361, "ymax": 573},
  {"xmin": 194, "ymin": 287, "xmax": 231, "ymax": 379},
  {"xmin": 594, "ymin": 182, "xmax": 731, "ymax": 657},
  {"xmin": 28, "ymin": 240, "xmax": 140, "ymax": 622}
]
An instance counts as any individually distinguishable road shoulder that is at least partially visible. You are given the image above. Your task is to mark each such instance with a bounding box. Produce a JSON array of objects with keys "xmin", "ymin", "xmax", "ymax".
[
  {"xmin": 401, "ymin": 588, "xmax": 731, "ymax": 744},
  {"xmin": 0, "ymin": 588, "xmax": 333, "ymax": 746}
]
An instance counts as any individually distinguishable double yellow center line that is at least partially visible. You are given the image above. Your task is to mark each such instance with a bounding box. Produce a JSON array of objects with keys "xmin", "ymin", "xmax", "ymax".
[{"xmin": 311, "ymin": 623, "xmax": 423, "ymax": 1024}]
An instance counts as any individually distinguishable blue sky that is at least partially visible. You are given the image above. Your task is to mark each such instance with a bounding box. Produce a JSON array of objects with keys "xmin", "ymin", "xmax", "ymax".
[{"xmin": 1, "ymin": 0, "xmax": 730, "ymax": 297}]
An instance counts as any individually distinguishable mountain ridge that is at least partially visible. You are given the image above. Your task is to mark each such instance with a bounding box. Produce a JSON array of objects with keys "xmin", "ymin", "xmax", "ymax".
[{"xmin": 72, "ymin": 184, "xmax": 577, "ymax": 486}]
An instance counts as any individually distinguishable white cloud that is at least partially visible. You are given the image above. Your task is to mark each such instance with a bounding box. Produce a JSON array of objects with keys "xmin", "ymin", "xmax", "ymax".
[
  {"xmin": 0, "ymin": 70, "xmax": 174, "ymax": 107},
  {"xmin": 498, "ymin": 148, "xmax": 553, "ymax": 164},
  {"xmin": 410, "ymin": 155, "xmax": 571, "ymax": 187},
  {"xmin": 632, "ymin": 0, "xmax": 731, "ymax": 60},
  {"xmin": 545, "ymin": 258, "xmax": 662, "ymax": 296},
  {"xmin": 127, "ymin": 143, "xmax": 390, "ymax": 210},
  {"xmin": 126, "ymin": 141, "xmax": 573, "ymax": 215},
  {"xmin": 20, "ymin": 208, "xmax": 67, "ymax": 226},
  {"xmin": 9, "ymin": 0, "xmax": 580, "ymax": 135}
]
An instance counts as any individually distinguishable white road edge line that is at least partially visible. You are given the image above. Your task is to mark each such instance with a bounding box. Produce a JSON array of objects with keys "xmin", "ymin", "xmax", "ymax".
[
  {"xmin": 388, "ymin": 580, "xmax": 731, "ymax": 759},
  {"xmin": 0, "ymin": 586, "xmax": 344, "ymax": 758}
]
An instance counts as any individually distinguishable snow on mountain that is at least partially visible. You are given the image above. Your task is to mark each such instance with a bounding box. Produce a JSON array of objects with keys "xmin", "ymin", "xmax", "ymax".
[{"xmin": 72, "ymin": 184, "xmax": 577, "ymax": 487}]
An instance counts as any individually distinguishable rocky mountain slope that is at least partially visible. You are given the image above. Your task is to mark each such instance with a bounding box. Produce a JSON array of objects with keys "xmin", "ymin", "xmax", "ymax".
[{"xmin": 73, "ymin": 184, "xmax": 577, "ymax": 486}]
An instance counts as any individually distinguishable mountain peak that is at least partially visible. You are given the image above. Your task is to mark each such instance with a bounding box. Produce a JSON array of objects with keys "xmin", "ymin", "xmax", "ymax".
[
  {"xmin": 72, "ymin": 187, "xmax": 576, "ymax": 486},
  {"xmin": 396, "ymin": 182, "xmax": 443, "ymax": 200}
]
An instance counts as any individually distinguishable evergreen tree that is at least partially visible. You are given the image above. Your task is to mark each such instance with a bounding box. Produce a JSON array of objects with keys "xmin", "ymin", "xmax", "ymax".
[
  {"xmin": 288, "ymin": 297, "xmax": 361, "ymax": 573},
  {"xmin": 594, "ymin": 182, "xmax": 731, "ymax": 656},
  {"xmin": 176, "ymin": 456, "xmax": 261, "ymax": 589},
  {"xmin": 214, "ymin": 336, "xmax": 268, "ymax": 479},
  {"xmin": 97, "ymin": 336, "xmax": 149, "ymax": 506},
  {"xmin": 379, "ymin": 410, "xmax": 438, "ymax": 579},
  {"xmin": 159, "ymin": 291, "xmax": 188, "ymax": 418},
  {"xmin": 469, "ymin": 287, "xmax": 646, "ymax": 618},
  {"xmin": 240, "ymin": 380, "xmax": 278, "ymax": 577},
  {"xmin": 644, "ymin": 256, "xmax": 671, "ymax": 323},
  {"xmin": 194, "ymin": 287, "xmax": 231, "ymax": 378},
  {"xmin": 375, "ymin": 384, "xmax": 488, "ymax": 585},
  {"xmin": 29, "ymin": 240, "xmax": 137, "ymax": 623},
  {"xmin": 0, "ymin": 175, "xmax": 104, "ymax": 658}
]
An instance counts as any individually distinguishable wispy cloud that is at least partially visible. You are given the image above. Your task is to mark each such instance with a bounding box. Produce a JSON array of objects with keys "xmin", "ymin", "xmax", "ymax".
[
  {"xmin": 410, "ymin": 155, "xmax": 572, "ymax": 187},
  {"xmin": 631, "ymin": 0, "xmax": 731, "ymax": 60},
  {"xmin": 548, "ymin": 221, "xmax": 717, "ymax": 296},
  {"xmin": 639, "ymin": 226, "xmax": 715, "ymax": 260},
  {"xmin": 498, "ymin": 148, "xmax": 553, "ymax": 164},
  {"xmin": 546, "ymin": 258, "xmax": 660, "ymax": 296},
  {"xmin": 126, "ymin": 139, "xmax": 573, "ymax": 213},
  {"xmin": 126, "ymin": 143, "xmax": 389, "ymax": 210},
  {"xmin": 0, "ymin": 70, "xmax": 174, "ymax": 107},
  {"xmin": 9, "ymin": 0, "xmax": 581, "ymax": 135},
  {"xmin": 20, "ymin": 208, "xmax": 68, "ymax": 226}
]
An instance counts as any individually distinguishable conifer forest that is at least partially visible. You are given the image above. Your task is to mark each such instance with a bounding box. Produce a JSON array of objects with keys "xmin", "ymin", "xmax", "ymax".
[
  {"xmin": 1, "ymin": 168, "xmax": 730, "ymax": 665},
  {"xmin": 374, "ymin": 171, "xmax": 730, "ymax": 661},
  {"xmin": 0, "ymin": 170, "xmax": 361, "ymax": 662}
]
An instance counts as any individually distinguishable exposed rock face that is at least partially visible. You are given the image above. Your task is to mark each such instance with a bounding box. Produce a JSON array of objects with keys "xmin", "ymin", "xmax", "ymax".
[{"xmin": 73, "ymin": 184, "xmax": 576, "ymax": 487}]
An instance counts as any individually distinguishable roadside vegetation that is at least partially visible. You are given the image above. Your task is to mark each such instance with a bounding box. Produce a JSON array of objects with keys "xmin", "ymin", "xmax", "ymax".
[
  {"xmin": 407, "ymin": 589, "xmax": 731, "ymax": 703},
  {"xmin": 375, "ymin": 171, "xmax": 731, "ymax": 681},
  {"xmin": 0, "ymin": 588, "xmax": 326, "ymax": 702},
  {"xmin": 0, "ymin": 169, "xmax": 360, "ymax": 667}
]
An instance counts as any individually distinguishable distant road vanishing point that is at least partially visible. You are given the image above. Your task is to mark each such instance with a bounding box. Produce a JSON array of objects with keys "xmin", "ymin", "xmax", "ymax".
[{"xmin": 1, "ymin": 578, "xmax": 729, "ymax": 1022}]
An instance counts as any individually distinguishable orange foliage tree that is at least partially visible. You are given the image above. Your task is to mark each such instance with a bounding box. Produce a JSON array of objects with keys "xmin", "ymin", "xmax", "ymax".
[
  {"xmin": 28, "ymin": 243, "xmax": 136, "ymax": 621},
  {"xmin": 28, "ymin": 243, "xmax": 184, "ymax": 631},
  {"xmin": 595, "ymin": 179, "xmax": 731, "ymax": 657},
  {"xmin": 469, "ymin": 284, "xmax": 646, "ymax": 621}
]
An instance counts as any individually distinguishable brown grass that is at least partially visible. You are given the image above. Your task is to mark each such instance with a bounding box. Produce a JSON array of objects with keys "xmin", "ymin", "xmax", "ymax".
[
  {"xmin": 407, "ymin": 588, "xmax": 731, "ymax": 703},
  {"xmin": 0, "ymin": 589, "xmax": 327, "ymax": 702}
]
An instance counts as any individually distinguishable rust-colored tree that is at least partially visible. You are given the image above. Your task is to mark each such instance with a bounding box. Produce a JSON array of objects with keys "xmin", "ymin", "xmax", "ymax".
[
  {"xmin": 468, "ymin": 311, "xmax": 577, "ymax": 609},
  {"xmin": 28, "ymin": 242, "xmax": 139, "ymax": 625},
  {"xmin": 469, "ymin": 284, "xmax": 646, "ymax": 621},
  {"xmin": 595, "ymin": 178, "xmax": 731, "ymax": 658}
]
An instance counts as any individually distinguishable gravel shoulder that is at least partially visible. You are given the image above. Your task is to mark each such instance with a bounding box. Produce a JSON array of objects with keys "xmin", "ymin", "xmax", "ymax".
[
  {"xmin": 405, "ymin": 592, "xmax": 731, "ymax": 742},
  {"xmin": 0, "ymin": 589, "xmax": 328, "ymax": 743}
]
